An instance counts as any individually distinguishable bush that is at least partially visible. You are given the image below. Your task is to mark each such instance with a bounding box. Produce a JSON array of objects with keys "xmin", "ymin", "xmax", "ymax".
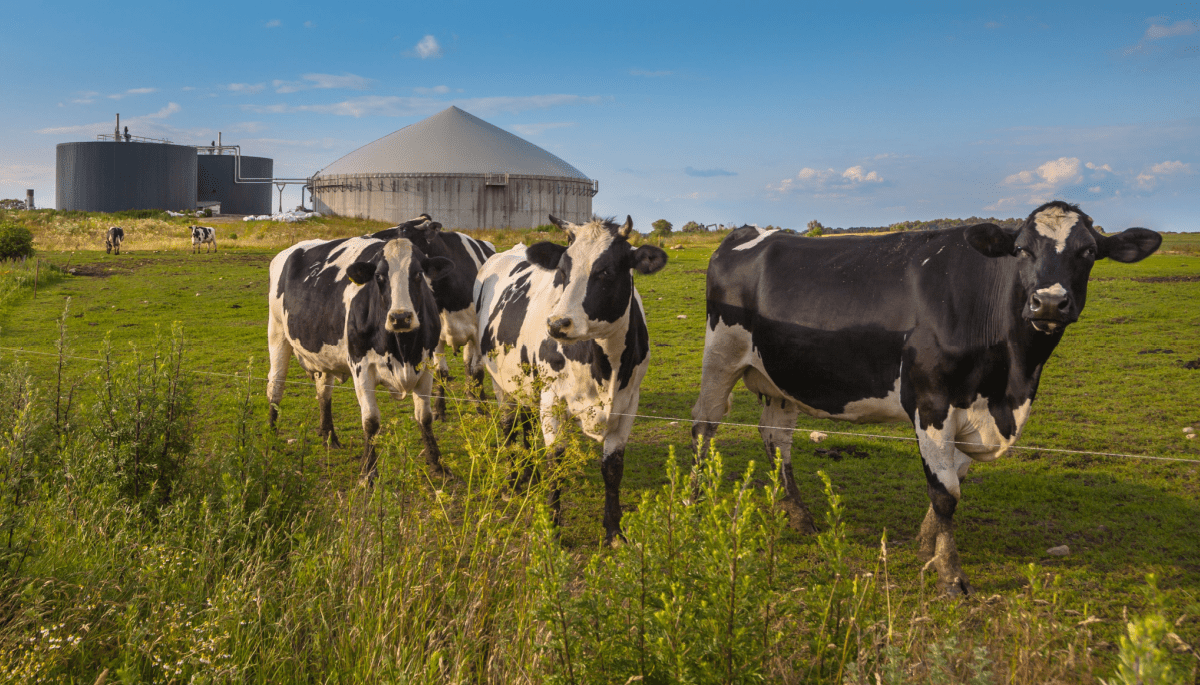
[
  {"xmin": 0, "ymin": 222, "xmax": 34, "ymax": 260},
  {"xmin": 651, "ymin": 219, "xmax": 673, "ymax": 237},
  {"xmin": 680, "ymin": 221, "xmax": 705, "ymax": 233}
]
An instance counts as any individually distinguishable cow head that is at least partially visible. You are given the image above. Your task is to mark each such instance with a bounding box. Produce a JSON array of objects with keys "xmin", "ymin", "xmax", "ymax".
[
  {"xmin": 399, "ymin": 217, "xmax": 444, "ymax": 253},
  {"xmin": 345, "ymin": 239, "xmax": 454, "ymax": 333},
  {"xmin": 526, "ymin": 215, "xmax": 668, "ymax": 342},
  {"xmin": 965, "ymin": 201, "xmax": 1161, "ymax": 334}
]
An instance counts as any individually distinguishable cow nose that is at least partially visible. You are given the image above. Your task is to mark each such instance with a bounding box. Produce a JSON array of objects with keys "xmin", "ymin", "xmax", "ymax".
[
  {"xmin": 1029, "ymin": 291, "xmax": 1070, "ymax": 318},
  {"xmin": 389, "ymin": 311, "xmax": 413, "ymax": 329},
  {"xmin": 548, "ymin": 317, "xmax": 573, "ymax": 338}
]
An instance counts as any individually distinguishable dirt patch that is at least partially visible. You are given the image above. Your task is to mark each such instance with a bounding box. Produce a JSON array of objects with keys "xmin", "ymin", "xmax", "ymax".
[
  {"xmin": 1184, "ymin": 358, "xmax": 1200, "ymax": 370},
  {"xmin": 69, "ymin": 263, "xmax": 131, "ymax": 277},
  {"xmin": 1132, "ymin": 275, "xmax": 1200, "ymax": 283}
]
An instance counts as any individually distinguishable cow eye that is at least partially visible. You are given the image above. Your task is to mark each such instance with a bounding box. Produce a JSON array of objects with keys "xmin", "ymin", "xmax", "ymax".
[
  {"xmin": 1013, "ymin": 246, "xmax": 1032, "ymax": 258},
  {"xmin": 1079, "ymin": 246, "xmax": 1096, "ymax": 260}
]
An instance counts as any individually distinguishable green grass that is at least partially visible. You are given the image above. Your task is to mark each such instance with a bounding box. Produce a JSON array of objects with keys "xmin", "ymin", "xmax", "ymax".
[{"xmin": 0, "ymin": 227, "xmax": 1198, "ymax": 682}]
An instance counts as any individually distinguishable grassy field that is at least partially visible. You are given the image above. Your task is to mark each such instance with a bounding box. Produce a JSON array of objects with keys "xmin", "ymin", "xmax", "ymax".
[{"xmin": 0, "ymin": 212, "xmax": 1197, "ymax": 682}]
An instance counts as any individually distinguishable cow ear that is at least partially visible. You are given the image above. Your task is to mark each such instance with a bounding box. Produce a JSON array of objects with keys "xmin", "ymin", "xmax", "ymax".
[
  {"xmin": 964, "ymin": 223, "xmax": 1017, "ymax": 258},
  {"xmin": 629, "ymin": 244, "xmax": 669, "ymax": 275},
  {"xmin": 421, "ymin": 256, "xmax": 455, "ymax": 280},
  {"xmin": 616, "ymin": 215, "xmax": 634, "ymax": 239},
  {"xmin": 346, "ymin": 262, "xmax": 376, "ymax": 285},
  {"xmin": 527, "ymin": 241, "xmax": 568, "ymax": 270},
  {"xmin": 1096, "ymin": 228, "xmax": 1161, "ymax": 263}
]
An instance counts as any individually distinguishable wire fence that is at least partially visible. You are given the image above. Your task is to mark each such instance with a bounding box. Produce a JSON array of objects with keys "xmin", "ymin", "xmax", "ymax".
[{"xmin": 1, "ymin": 344, "xmax": 1198, "ymax": 465}]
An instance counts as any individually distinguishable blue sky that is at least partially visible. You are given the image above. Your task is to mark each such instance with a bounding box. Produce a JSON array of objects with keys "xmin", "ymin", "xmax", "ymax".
[{"xmin": 2, "ymin": 1, "xmax": 1196, "ymax": 231}]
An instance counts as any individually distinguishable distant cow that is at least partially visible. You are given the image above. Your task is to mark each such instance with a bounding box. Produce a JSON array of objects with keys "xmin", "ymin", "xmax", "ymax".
[
  {"xmin": 476, "ymin": 215, "xmax": 668, "ymax": 542},
  {"xmin": 374, "ymin": 215, "xmax": 497, "ymax": 419},
  {"xmin": 691, "ymin": 201, "xmax": 1161, "ymax": 595},
  {"xmin": 191, "ymin": 225, "xmax": 216, "ymax": 253},
  {"xmin": 105, "ymin": 226, "xmax": 124, "ymax": 254},
  {"xmin": 267, "ymin": 234, "xmax": 455, "ymax": 480}
]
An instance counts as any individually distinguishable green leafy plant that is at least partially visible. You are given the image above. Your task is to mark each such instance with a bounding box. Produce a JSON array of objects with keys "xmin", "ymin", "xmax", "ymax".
[{"xmin": 0, "ymin": 222, "xmax": 34, "ymax": 260}]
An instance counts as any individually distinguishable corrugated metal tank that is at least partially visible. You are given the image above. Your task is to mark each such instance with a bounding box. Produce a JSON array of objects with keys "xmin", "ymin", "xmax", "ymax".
[
  {"xmin": 311, "ymin": 107, "xmax": 596, "ymax": 229},
  {"xmin": 197, "ymin": 154, "xmax": 273, "ymax": 215},
  {"xmin": 56, "ymin": 141, "xmax": 197, "ymax": 212}
]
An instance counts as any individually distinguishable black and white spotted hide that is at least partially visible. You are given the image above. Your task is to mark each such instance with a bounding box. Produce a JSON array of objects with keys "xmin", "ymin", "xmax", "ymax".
[
  {"xmin": 691, "ymin": 200, "xmax": 1161, "ymax": 595},
  {"xmin": 105, "ymin": 226, "xmax": 124, "ymax": 254},
  {"xmin": 191, "ymin": 225, "xmax": 216, "ymax": 253},
  {"xmin": 267, "ymin": 234, "xmax": 455, "ymax": 481},
  {"xmin": 373, "ymin": 215, "xmax": 497, "ymax": 419},
  {"xmin": 475, "ymin": 214, "xmax": 668, "ymax": 543}
]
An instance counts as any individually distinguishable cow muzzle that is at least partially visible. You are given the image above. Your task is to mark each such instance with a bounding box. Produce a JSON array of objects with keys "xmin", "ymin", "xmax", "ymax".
[
  {"xmin": 547, "ymin": 316, "xmax": 578, "ymax": 341},
  {"xmin": 387, "ymin": 310, "xmax": 417, "ymax": 333},
  {"xmin": 1025, "ymin": 286, "xmax": 1075, "ymax": 333}
]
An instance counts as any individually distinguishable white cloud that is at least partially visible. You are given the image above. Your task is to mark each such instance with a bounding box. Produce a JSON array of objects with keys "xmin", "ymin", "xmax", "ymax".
[
  {"xmin": 768, "ymin": 165, "xmax": 884, "ymax": 194},
  {"xmin": 228, "ymin": 83, "xmax": 267, "ymax": 94},
  {"xmin": 842, "ymin": 166, "xmax": 883, "ymax": 183},
  {"xmin": 1085, "ymin": 161, "xmax": 1113, "ymax": 173},
  {"xmin": 36, "ymin": 102, "xmax": 182, "ymax": 136},
  {"xmin": 1003, "ymin": 157, "xmax": 1083, "ymax": 191},
  {"xmin": 248, "ymin": 93, "xmax": 602, "ymax": 118},
  {"xmin": 415, "ymin": 35, "xmax": 442, "ymax": 59},
  {"xmin": 265, "ymin": 19, "xmax": 281, "ymax": 28},
  {"xmin": 414, "ymin": 85, "xmax": 451, "ymax": 95},
  {"xmin": 304, "ymin": 20, "xmax": 316, "ymax": 28},
  {"xmin": 1123, "ymin": 19, "xmax": 1197, "ymax": 54},
  {"xmin": 274, "ymin": 73, "xmax": 372, "ymax": 94},
  {"xmin": 510, "ymin": 122, "xmax": 574, "ymax": 136},
  {"xmin": 106, "ymin": 87, "xmax": 157, "ymax": 100},
  {"xmin": 70, "ymin": 91, "xmax": 99, "ymax": 104},
  {"xmin": 1149, "ymin": 160, "xmax": 1191, "ymax": 174},
  {"xmin": 1144, "ymin": 19, "xmax": 1198, "ymax": 40},
  {"xmin": 1088, "ymin": 186, "xmax": 1102, "ymax": 193},
  {"xmin": 0, "ymin": 163, "xmax": 54, "ymax": 186}
]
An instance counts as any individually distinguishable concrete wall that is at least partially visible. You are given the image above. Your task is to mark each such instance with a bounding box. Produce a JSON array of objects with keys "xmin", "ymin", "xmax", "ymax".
[
  {"xmin": 56, "ymin": 141, "xmax": 197, "ymax": 212},
  {"xmin": 197, "ymin": 154, "xmax": 274, "ymax": 215},
  {"xmin": 310, "ymin": 173, "xmax": 596, "ymax": 229}
]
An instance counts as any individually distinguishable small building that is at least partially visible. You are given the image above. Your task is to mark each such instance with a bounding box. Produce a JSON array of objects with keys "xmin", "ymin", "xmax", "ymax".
[{"xmin": 310, "ymin": 106, "xmax": 597, "ymax": 229}]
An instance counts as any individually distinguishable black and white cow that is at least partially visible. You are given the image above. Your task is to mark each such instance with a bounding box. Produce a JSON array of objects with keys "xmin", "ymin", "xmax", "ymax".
[
  {"xmin": 105, "ymin": 226, "xmax": 124, "ymax": 254},
  {"xmin": 267, "ymin": 234, "xmax": 455, "ymax": 479},
  {"xmin": 476, "ymin": 215, "xmax": 668, "ymax": 542},
  {"xmin": 372, "ymin": 216, "xmax": 497, "ymax": 419},
  {"xmin": 191, "ymin": 225, "xmax": 216, "ymax": 253},
  {"xmin": 691, "ymin": 201, "xmax": 1161, "ymax": 594}
]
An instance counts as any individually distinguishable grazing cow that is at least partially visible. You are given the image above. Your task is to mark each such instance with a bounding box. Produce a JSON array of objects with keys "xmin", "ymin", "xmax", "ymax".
[
  {"xmin": 191, "ymin": 225, "xmax": 217, "ymax": 253},
  {"xmin": 476, "ymin": 215, "xmax": 668, "ymax": 542},
  {"xmin": 105, "ymin": 226, "xmax": 124, "ymax": 255},
  {"xmin": 374, "ymin": 216, "xmax": 497, "ymax": 419},
  {"xmin": 267, "ymin": 234, "xmax": 455, "ymax": 479},
  {"xmin": 691, "ymin": 201, "xmax": 1161, "ymax": 594}
]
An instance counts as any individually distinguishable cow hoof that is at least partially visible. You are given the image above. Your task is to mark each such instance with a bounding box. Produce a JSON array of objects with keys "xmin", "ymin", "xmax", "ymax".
[
  {"xmin": 781, "ymin": 500, "xmax": 819, "ymax": 534},
  {"xmin": 938, "ymin": 575, "xmax": 973, "ymax": 598}
]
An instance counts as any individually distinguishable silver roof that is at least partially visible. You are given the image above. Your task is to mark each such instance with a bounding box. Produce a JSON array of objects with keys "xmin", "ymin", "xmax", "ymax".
[{"xmin": 314, "ymin": 106, "xmax": 590, "ymax": 180}]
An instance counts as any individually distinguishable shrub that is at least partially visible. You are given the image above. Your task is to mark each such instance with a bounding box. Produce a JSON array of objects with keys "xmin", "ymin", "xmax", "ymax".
[
  {"xmin": 651, "ymin": 219, "xmax": 672, "ymax": 236},
  {"xmin": 680, "ymin": 220, "xmax": 705, "ymax": 233},
  {"xmin": 0, "ymin": 222, "xmax": 34, "ymax": 260}
]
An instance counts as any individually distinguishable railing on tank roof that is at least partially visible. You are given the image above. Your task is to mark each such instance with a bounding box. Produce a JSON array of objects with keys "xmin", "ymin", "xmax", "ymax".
[{"xmin": 95, "ymin": 133, "xmax": 175, "ymax": 144}]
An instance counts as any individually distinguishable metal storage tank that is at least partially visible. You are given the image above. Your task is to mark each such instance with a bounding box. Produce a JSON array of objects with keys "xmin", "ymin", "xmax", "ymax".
[
  {"xmin": 311, "ymin": 106, "xmax": 597, "ymax": 229},
  {"xmin": 56, "ymin": 141, "xmax": 197, "ymax": 212},
  {"xmin": 197, "ymin": 154, "xmax": 274, "ymax": 215}
]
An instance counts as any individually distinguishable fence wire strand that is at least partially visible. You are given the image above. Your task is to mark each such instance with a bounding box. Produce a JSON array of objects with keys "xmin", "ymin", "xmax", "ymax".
[{"xmin": 2, "ymin": 344, "xmax": 1198, "ymax": 465}]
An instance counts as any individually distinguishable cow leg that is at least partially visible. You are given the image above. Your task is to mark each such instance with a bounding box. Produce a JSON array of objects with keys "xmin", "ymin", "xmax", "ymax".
[
  {"xmin": 759, "ymin": 396, "xmax": 817, "ymax": 533},
  {"xmin": 915, "ymin": 416, "xmax": 975, "ymax": 596},
  {"xmin": 413, "ymin": 371, "xmax": 451, "ymax": 477},
  {"xmin": 431, "ymin": 345, "xmax": 449, "ymax": 422},
  {"xmin": 314, "ymin": 371, "xmax": 341, "ymax": 448},
  {"xmin": 353, "ymin": 365, "xmax": 383, "ymax": 483},
  {"xmin": 539, "ymin": 392, "xmax": 566, "ymax": 529},
  {"xmin": 690, "ymin": 344, "xmax": 745, "ymax": 462},
  {"xmin": 266, "ymin": 318, "xmax": 292, "ymax": 429},
  {"xmin": 463, "ymin": 339, "xmax": 489, "ymax": 414},
  {"xmin": 598, "ymin": 409, "xmax": 636, "ymax": 546}
]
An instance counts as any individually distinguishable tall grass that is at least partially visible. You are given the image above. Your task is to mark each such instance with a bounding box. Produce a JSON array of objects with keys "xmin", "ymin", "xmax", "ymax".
[{"xmin": 0, "ymin": 320, "xmax": 1194, "ymax": 682}]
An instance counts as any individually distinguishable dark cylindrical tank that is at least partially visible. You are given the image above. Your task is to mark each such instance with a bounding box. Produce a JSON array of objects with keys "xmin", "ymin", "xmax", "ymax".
[
  {"xmin": 56, "ymin": 141, "xmax": 197, "ymax": 212},
  {"xmin": 197, "ymin": 154, "xmax": 274, "ymax": 215}
]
